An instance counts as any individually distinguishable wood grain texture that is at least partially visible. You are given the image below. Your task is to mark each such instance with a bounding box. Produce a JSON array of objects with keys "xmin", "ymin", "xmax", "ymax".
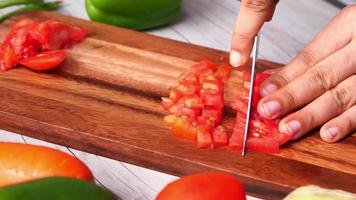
[{"xmin": 0, "ymin": 11, "xmax": 355, "ymax": 200}]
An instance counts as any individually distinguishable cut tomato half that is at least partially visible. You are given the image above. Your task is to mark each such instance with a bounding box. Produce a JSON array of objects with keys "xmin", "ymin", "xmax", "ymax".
[
  {"xmin": 19, "ymin": 50, "xmax": 66, "ymax": 71},
  {"xmin": 230, "ymin": 71, "xmax": 291, "ymax": 153}
]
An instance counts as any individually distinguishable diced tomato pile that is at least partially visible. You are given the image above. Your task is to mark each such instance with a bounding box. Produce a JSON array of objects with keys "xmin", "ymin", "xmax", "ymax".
[
  {"xmin": 0, "ymin": 18, "xmax": 88, "ymax": 72},
  {"xmin": 162, "ymin": 60, "xmax": 231, "ymax": 148},
  {"xmin": 162, "ymin": 60, "xmax": 291, "ymax": 154}
]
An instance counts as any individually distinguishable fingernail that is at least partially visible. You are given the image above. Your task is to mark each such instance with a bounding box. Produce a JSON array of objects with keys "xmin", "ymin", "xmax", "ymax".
[
  {"xmin": 258, "ymin": 101, "xmax": 281, "ymax": 117},
  {"xmin": 280, "ymin": 120, "xmax": 301, "ymax": 136},
  {"xmin": 323, "ymin": 127, "xmax": 338, "ymax": 141},
  {"xmin": 230, "ymin": 50, "xmax": 242, "ymax": 67},
  {"xmin": 261, "ymin": 84, "xmax": 278, "ymax": 97}
]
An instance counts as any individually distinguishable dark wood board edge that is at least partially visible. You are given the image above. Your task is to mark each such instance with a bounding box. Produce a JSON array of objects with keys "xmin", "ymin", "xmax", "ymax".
[{"xmin": 1, "ymin": 110, "xmax": 356, "ymax": 200}]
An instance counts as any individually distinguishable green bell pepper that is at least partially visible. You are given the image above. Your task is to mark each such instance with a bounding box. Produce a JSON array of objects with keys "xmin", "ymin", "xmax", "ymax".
[
  {"xmin": 0, "ymin": 177, "xmax": 118, "ymax": 200},
  {"xmin": 85, "ymin": 0, "xmax": 181, "ymax": 30}
]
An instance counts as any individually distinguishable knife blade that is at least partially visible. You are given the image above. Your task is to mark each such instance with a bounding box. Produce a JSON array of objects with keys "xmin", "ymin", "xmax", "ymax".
[{"xmin": 242, "ymin": 34, "xmax": 260, "ymax": 156}]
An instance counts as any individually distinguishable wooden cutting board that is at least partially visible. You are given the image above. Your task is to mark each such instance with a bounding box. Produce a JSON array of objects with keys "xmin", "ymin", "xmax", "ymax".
[{"xmin": 0, "ymin": 11, "xmax": 355, "ymax": 199}]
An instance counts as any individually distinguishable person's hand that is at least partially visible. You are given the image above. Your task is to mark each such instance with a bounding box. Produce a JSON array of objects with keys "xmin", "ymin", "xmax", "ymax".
[
  {"xmin": 230, "ymin": 0, "xmax": 278, "ymax": 67},
  {"xmin": 257, "ymin": 6, "xmax": 356, "ymax": 143}
]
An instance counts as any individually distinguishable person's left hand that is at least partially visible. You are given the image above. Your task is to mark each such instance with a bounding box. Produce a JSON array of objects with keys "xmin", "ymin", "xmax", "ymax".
[{"xmin": 257, "ymin": 5, "xmax": 356, "ymax": 143}]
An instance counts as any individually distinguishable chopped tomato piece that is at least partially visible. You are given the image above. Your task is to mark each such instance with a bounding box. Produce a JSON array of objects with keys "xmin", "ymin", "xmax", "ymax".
[
  {"xmin": 164, "ymin": 115, "xmax": 178, "ymax": 125},
  {"xmin": 247, "ymin": 137, "xmax": 279, "ymax": 153},
  {"xmin": 231, "ymin": 98, "xmax": 248, "ymax": 114},
  {"xmin": 169, "ymin": 88, "xmax": 182, "ymax": 102},
  {"xmin": 19, "ymin": 50, "xmax": 66, "ymax": 71},
  {"xmin": 0, "ymin": 44, "xmax": 17, "ymax": 71},
  {"xmin": 178, "ymin": 70, "xmax": 199, "ymax": 85},
  {"xmin": 191, "ymin": 60, "xmax": 216, "ymax": 79},
  {"xmin": 212, "ymin": 126, "xmax": 228, "ymax": 147},
  {"xmin": 162, "ymin": 97, "xmax": 174, "ymax": 111},
  {"xmin": 171, "ymin": 117, "xmax": 197, "ymax": 141},
  {"xmin": 175, "ymin": 84, "xmax": 200, "ymax": 96},
  {"xmin": 183, "ymin": 94, "xmax": 203, "ymax": 109},
  {"xmin": 201, "ymin": 79, "xmax": 221, "ymax": 93},
  {"xmin": 202, "ymin": 108, "xmax": 222, "ymax": 125},
  {"xmin": 191, "ymin": 59, "xmax": 216, "ymax": 72},
  {"xmin": 215, "ymin": 63, "xmax": 231, "ymax": 81},
  {"xmin": 177, "ymin": 107, "xmax": 200, "ymax": 123},
  {"xmin": 201, "ymin": 92, "xmax": 223, "ymax": 108},
  {"xmin": 196, "ymin": 125, "xmax": 212, "ymax": 148},
  {"xmin": 197, "ymin": 116, "xmax": 216, "ymax": 131}
]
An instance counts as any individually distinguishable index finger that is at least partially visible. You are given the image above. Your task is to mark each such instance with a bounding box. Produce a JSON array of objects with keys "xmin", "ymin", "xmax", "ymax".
[{"xmin": 230, "ymin": 0, "xmax": 277, "ymax": 67}]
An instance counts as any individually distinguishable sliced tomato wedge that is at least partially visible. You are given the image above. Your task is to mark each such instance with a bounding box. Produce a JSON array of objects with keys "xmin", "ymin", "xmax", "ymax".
[{"xmin": 19, "ymin": 50, "xmax": 66, "ymax": 71}]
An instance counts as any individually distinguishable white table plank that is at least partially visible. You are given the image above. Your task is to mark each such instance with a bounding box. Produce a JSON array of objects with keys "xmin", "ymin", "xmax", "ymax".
[{"xmin": 0, "ymin": 0, "xmax": 343, "ymax": 199}]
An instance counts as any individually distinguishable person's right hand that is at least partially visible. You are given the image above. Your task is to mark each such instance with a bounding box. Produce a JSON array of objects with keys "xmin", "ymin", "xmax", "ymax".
[{"xmin": 230, "ymin": 0, "xmax": 278, "ymax": 67}]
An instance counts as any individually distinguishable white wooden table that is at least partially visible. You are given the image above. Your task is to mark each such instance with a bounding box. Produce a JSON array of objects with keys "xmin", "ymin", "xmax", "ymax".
[{"xmin": 0, "ymin": 0, "xmax": 344, "ymax": 199}]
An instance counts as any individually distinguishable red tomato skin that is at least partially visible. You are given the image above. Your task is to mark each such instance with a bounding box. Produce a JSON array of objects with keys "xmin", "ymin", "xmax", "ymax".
[
  {"xmin": 156, "ymin": 172, "xmax": 246, "ymax": 200},
  {"xmin": 19, "ymin": 50, "xmax": 67, "ymax": 71}
]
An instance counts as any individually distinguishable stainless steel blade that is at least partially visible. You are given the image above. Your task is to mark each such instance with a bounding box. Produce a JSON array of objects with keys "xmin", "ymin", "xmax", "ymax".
[{"xmin": 242, "ymin": 35, "xmax": 260, "ymax": 156}]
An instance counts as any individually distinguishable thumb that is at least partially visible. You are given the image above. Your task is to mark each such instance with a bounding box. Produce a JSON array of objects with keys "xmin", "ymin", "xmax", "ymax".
[{"xmin": 230, "ymin": 0, "xmax": 277, "ymax": 67}]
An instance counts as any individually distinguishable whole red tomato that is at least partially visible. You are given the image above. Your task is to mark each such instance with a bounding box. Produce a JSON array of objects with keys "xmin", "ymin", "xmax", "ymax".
[{"xmin": 156, "ymin": 172, "xmax": 246, "ymax": 200}]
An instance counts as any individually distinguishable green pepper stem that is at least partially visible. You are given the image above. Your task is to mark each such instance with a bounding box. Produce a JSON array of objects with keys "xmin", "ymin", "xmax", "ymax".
[
  {"xmin": 0, "ymin": 1, "xmax": 61, "ymax": 23},
  {"xmin": 0, "ymin": 0, "xmax": 44, "ymax": 9}
]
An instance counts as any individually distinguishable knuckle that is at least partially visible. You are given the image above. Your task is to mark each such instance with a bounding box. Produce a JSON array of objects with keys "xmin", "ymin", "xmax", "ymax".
[
  {"xmin": 271, "ymin": 72, "xmax": 291, "ymax": 87},
  {"xmin": 344, "ymin": 115, "xmax": 353, "ymax": 131},
  {"xmin": 308, "ymin": 66, "xmax": 335, "ymax": 91},
  {"xmin": 329, "ymin": 85, "xmax": 353, "ymax": 113},
  {"xmin": 341, "ymin": 5, "xmax": 356, "ymax": 19},
  {"xmin": 279, "ymin": 88, "xmax": 297, "ymax": 109},
  {"xmin": 233, "ymin": 31, "xmax": 254, "ymax": 41},
  {"xmin": 242, "ymin": 0, "xmax": 274, "ymax": 13},
  {"xmin": 303, "ymin": 107, "xmax": 319, "ymax": 128},
  {"xmin": 297, "ymin": 50, "xmax": 318, "ymax": 67}
]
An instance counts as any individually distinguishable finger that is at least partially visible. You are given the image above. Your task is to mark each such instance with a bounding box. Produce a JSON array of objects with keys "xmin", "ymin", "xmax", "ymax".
[
  {"xmin": 258, "ymin": 41, "xmax": 356, "ymax": 119},
  {"xmin": 277, "ymin": 75, "xmax": 356, "ymax": 139},
  {"xmin": 230, "ymin": 0, "xmax": 277, "ymax": 67},
  {"xmin": 260, "ymin": 6, "xmax": 354, "ymax": 96},
  {"xmin": 320, "ymin": 105, "xmax": 356, "ymax": 143}
]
